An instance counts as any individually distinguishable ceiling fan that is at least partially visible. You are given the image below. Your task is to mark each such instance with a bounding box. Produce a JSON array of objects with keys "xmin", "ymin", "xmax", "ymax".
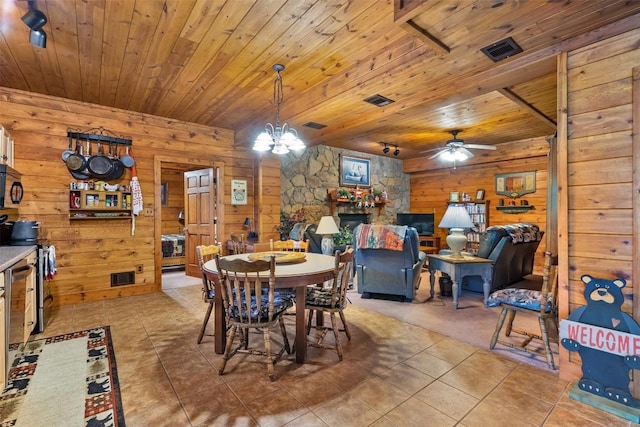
[{"xmin": 422, "ymin": 130, "xmax": 497, "ymax": 161}]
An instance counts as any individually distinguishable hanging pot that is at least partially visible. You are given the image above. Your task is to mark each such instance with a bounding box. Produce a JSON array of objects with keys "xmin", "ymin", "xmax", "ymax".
[
  {"xmin": 87, "ymin": 141, "xmax": 114, "ymax": 179},
  {"xmin": 65, "ymin": 137, "xmax": 87, "ymax": 172},
  {"xmin": 120, "ymin": 145, "xmax": 135, "ymax": 167},
  {"xmin": 106, "ymin": 141, "xmax": 125, "ymax": 180},
  {"xmin": 61, "ymin": 134, "xmax": 75, "ymax": 161}
]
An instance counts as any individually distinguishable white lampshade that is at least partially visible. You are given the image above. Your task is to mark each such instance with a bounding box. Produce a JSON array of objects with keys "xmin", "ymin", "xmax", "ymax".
[
  {"xmin": 316, "ymin": 216, "xmax": 339, "ymax": 255},
  {"xmin": 438, "ymin": 205, "xmax": 474, "ymax": 229},
  {"xmin": 316, "ymin": 216, "xmax": 339, "ymax": 235},
  {"xmin": 439, "ymin": 205, "xmax": 474, "ymax": 259}
]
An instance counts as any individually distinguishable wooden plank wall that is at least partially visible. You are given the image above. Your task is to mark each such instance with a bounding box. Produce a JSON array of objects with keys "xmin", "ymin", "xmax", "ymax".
[
  {"xmin": 0, "ymin": 87, "xmax": 279, "ymax": 305},
  {"xmin": 409, "ymin": 138, "xmax": 549, "ymax": 270},
  {"xmin": 560, "ymin": 28, "xmax": 639, "ymax": 381}
]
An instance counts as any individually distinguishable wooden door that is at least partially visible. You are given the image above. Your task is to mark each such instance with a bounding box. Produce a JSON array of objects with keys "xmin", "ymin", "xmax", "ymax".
[{"xmin": 184, "ymin": 168, "xmax": 217, "ymax": 277}]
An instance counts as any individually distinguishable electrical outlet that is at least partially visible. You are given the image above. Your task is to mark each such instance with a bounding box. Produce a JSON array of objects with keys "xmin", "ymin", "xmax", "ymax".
[
  {"xmin": 135, "ymin": 264, "xmax": 143, "ymax": 274},
  {"xmin": 144, "ymin": 208, "xmax": 154, "ymax": 216}
]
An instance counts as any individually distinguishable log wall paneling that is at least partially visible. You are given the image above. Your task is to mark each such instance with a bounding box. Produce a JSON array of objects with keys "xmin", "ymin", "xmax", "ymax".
[
  {"xmin": 561, "ymin": 27, "xmax": 639, "ymax": 386},
  {"xmin": 0, "ymin": 87, "xmax": 278, "ymax": 305}
]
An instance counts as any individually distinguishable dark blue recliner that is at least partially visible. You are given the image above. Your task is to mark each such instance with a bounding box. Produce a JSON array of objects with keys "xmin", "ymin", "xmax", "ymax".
[{"xmin": 354, "ymin": 225, "xmax": 426, "ymax": 302}]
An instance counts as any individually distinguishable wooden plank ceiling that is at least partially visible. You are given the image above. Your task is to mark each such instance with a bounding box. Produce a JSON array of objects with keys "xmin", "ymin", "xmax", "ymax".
[{"xmin": 1, "ymin": 0, "xmax": 639, "ymax": 161}]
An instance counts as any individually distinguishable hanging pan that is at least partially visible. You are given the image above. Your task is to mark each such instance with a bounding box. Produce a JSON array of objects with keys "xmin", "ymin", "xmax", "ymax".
[
  {"xmin": 120, "ymin": 145, "xmax": 135, "ymax": 168},
  {"xmin": 65, "ymin": 136, "xmax": 87, "ymax": 172},
  {"xmin": 87, "ymin": 140, "xmax": 114, "ymax": 179},
  {"xmin": 61, "ymin": 134, "xmax": 75, "ymax": 161},
  {"xmin": 106, "ymin": 141, "xmax": 125, "ymax": 180}
]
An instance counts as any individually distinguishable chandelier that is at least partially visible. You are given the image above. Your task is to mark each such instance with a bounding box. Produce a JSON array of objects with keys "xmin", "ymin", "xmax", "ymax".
[{"xmin": 252, "ymin": 64, "xmax": 305, "ymax": 155}]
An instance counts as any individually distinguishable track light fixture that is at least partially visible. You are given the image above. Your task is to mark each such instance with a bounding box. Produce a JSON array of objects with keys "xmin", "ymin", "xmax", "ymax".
[
  {"xmin": 21, "ymin": 1, "xmax": 48, "ymax": 48},
  {"xmin": 382, "ymin": 143, "xmax": 390, "ymax": 154},
  {"xmin": 393, "ymin": 145, "xmax": 400, "ymax": 156}
]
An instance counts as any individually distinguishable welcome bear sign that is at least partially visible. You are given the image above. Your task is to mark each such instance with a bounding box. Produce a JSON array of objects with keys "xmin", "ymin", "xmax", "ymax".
[{"xmin": 560, "ymin": 274, "xmax": 640, "ymax": 420}]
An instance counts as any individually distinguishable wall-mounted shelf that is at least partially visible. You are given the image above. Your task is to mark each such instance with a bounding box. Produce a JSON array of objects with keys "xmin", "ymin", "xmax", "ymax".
[
  {"xmin": 327, "ymin": 188, "xmax": 386, "ymax": 215},
  {"xmin": 496, "ymin": 205, "xmax": 535, "ymax": 214},
  {"xmin": 70, "ymin": 190, "xmax": 132, "ymax": 220}
]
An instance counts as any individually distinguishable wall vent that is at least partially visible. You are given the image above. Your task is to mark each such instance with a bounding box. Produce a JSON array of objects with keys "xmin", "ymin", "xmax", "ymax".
[
  {"xmin": 480, "ymin": 37, "xmax": 522, "ymax": 62},
  {"xmin": 111, "ymin": 271, "xmax": 135, "ymax": 287},
  {"xmin": 303, "ymin": 122, "xmax": 327, "ymax": 129},
  {"xmin": 363, "ymin": 94, "xmax": 395, "ymax": 107}
]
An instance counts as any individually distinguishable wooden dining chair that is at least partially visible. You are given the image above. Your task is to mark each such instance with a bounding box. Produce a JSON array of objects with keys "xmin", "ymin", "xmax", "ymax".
[
  {"xmin": 214, "ymin": 254, "xmax": 293, "ymax": 381},
  {"xmin": 305, "ymin": 247, "xmax": 354, "ymax": 360},
  {"xmin": 230, "ymin": 233, "xmax": 247, "ymax": 254},
  {"xmin": 272, "ymin": 239, "xmax": 309, "ymax": 252},
  {"xmin": 487, "ymin": 251, "xmax": 558, "ymax": 369},
  {"xmin": 195, "ymin": 244, "xmax": 222, "ymax": 344}
]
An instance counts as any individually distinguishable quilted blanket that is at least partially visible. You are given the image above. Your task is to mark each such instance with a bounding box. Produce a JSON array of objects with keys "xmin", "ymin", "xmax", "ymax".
[
  {"xmin": 162, "ymin": 234, "xmax": 185, "ymax": 257},
  {"xmin": 487, "ymin": 223, "xmax": 542, "ymax": 244},
  {"xmin": 355, "ymin": 224, "xmax": 406, "ymax": 251}
]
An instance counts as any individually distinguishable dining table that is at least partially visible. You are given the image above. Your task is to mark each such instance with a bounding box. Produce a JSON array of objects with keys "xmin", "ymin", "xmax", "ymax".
[{"xmin": 202, "ymin": 252, "xmax": 336, "ymax": 363}]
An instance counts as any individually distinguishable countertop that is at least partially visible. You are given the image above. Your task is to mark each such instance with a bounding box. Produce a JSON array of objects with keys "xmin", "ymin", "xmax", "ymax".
[{"xmin": 0, "ymin": 246, "xmax": 37, "ymax": 271}]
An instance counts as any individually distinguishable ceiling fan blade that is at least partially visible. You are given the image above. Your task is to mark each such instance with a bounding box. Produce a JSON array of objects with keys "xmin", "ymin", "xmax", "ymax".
[
  {"xmin": 428, "ymin": 149, "xmax": 447, "ymax": 159},
  {"xmin": 419, "ymin": 146, "xmax": 444, "ymax": 154},
  {"xmin": 463, "ymin": 143, "xmax": 496, "ymax": 150}
]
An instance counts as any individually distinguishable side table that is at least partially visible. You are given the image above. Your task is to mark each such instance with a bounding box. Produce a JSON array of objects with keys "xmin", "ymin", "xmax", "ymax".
[
  {"xmin": 427, "ymin": 254, "xmax": 493, "ymax": 309},
  {"xmin": 419, "ymin": 236, "xmax": 440, "ymax": 254}
]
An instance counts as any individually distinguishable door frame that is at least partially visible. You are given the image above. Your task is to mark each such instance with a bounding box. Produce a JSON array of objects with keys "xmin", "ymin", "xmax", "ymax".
[{"xmin": 153, "ymin": 155, "xmax": 225, "ymax": 289}]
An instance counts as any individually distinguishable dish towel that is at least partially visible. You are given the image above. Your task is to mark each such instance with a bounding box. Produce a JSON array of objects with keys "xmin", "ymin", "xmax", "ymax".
[
  {"xmin": 46, "ymin": 245, "xmax": 57, "ymax": 280},
  {"xmin": 130, "ymin": 155, "xmax": 143, "ymax": 235}
]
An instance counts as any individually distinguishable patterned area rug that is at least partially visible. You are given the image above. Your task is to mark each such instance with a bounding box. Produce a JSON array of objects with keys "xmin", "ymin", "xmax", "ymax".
[{"xmin": 0, "ymin": 326, "xmax": 125, "ymax": 426}]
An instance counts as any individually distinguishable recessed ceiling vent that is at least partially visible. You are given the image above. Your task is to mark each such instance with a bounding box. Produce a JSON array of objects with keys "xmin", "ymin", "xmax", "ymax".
[
  {"xmin": 363, "ymin": 94, "xmax": 395, "ymax": 107},
  {"xmin": 480, "ymin": 37, "xmax": 522, "ymax": 62},
  {"xmin": 303, "ymin": 122, "xmax": 327, "ymax": 129}
]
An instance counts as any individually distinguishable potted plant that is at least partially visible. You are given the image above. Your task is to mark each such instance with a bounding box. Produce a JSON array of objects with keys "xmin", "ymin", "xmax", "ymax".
[{"xmin": 333, "ymin": 225, "xmax": 354, "ymax": 251}]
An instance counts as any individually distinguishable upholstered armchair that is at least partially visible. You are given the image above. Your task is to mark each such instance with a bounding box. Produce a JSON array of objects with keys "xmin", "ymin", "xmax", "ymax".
[{"xmin": 354, "ymin": 224, "xmax": 426, "ymax": 302}]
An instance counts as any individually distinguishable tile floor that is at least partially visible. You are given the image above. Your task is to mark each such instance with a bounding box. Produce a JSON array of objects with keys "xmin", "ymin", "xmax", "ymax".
[{"xmin": 33, "ymin": 274, "xmax": 634, "ymax": 427}]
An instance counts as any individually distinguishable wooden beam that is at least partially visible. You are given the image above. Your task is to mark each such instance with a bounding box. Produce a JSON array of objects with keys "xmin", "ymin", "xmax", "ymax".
[
  {"xmin": 398, "ymin": 20, "xmax": 450, "ymax": 54},
  {"xmin": 497, "ymin": 88, "xmax": 557, "ymax": 128},
  {"xmin": 632, "ymin": 65, "xmax": 640, "ymax": 399}
]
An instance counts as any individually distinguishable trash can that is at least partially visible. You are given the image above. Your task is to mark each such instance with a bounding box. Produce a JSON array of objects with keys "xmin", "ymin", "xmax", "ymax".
[{"xmin": 439, "ymin": 274, "xmax": 452, "ymax": 297}]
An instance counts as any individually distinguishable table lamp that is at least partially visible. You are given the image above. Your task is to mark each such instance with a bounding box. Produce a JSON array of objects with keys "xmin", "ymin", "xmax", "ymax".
[
  {"xmin": 316, "ymin": 215, "xmax": 340, "ymax": 255},
  {"xmin": 438, "ymin": 205, "xmax": 474, "ymax": 259}
]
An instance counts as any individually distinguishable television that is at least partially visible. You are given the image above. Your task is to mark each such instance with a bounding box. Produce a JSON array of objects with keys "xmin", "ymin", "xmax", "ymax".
[{"xmin": 396, "ymin": 213, "xmax": 435, "ymax": 236}]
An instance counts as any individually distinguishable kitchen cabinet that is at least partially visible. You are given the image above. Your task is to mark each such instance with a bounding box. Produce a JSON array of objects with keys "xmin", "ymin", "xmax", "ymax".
[
  {"xmin": 69, "ymin": 189, "xmax": 132, "ymax": 219},
  {"xmin": 1, "ymin": 246, "xmax": 37, "ymax": 389}
]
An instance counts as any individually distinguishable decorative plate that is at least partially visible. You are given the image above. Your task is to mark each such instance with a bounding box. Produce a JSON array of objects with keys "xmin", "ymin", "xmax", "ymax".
[{"xmin": 247, "ymin": 251, "xmax": 306, "ymax": 264}]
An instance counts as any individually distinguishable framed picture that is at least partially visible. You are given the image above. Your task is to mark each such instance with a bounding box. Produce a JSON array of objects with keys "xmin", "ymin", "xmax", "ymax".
[
  {"xmin": 475, "ymin": 189, "xmax": 485, "ymax": 201},
  {"xmin": 161, "ymin": 182, "xmax": 168, "ymax": 206},
  {"xmin": 449, "ymin": 191, "xmax": 460, "ymax": 202},
  {"xmin": 231, "ymin": 179, "xmax": 248, "ymax": 205},
  {"xmin": 339, "ymin": 155, "xmax": 371, "ymax": 187},
  {"xmin": 495, "ymin": 171, "xmax": 536, "ymax": 198}
]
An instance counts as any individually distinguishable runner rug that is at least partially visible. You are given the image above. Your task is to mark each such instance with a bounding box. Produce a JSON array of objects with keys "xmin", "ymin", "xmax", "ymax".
[{"xmin": 0, "ymin": 326, "xmax": 125, "ymax": 426}]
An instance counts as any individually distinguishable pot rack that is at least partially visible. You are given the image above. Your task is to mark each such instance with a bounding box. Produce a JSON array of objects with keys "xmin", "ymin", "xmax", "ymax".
[{"xmin": 66, "ymin": 126, "xmax": 132, "ymax": 146}]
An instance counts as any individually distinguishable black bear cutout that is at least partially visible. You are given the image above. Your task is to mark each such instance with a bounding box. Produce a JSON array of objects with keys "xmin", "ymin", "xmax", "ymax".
[{"xmin": 562, "ymin": 275, "xmax": 640, "ymax": 406}]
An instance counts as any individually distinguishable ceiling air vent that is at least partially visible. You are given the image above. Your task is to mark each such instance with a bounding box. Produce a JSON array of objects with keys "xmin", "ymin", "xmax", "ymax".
[
  {"xmin": 303, "ymin": 122, "xmax": 327, "ymax": 129},
  {"xmin": 363, "ymin": 94, "xmax": 395, "ymax": 107},
  {"xmin": 480, "ymin": 37, "xmax": 522, "ymax": 62}
]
